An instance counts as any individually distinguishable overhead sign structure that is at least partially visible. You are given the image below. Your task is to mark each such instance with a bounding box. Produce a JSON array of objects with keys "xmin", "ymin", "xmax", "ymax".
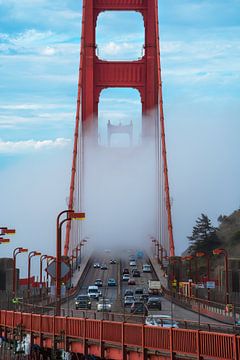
[
  {"xmin": 206, "ymin": 281, "xmax": 216, "ymax": 289},
  {"xmin": 46, "ymin": 260, "xmax": 70, "ymax": 280}
]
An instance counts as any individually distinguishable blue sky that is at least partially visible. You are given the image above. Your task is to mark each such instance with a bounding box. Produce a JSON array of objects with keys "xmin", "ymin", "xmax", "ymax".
[{"xmin": 0, "ymin": 0, "xmax": 240, "ymax": 270}]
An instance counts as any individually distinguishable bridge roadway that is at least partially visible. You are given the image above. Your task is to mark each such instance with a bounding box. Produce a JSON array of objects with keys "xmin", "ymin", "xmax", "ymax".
[{"xmin": 61, "ymin": 250, "xmax": 225, "ymax": 330}]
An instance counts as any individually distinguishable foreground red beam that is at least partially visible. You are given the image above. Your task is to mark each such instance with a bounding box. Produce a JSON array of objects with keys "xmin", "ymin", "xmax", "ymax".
[{"xmin": 0, "ymin": 310, "xmax": 239, "ymax": 359}]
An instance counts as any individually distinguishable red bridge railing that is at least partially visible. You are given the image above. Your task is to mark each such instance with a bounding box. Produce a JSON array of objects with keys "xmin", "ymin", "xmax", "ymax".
[{"xmin": 0, "ymin": 310, "xmax": 239, "ymax": 359}]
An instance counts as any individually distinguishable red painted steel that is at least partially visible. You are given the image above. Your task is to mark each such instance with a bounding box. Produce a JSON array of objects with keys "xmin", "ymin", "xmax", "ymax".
[
  {"xmin": 1, "ymin": 310, "xmax": 240, "ymax": 359},
  {"xmin": 65, "ymin": 0, "xmax": 175, "ymax": 257}
]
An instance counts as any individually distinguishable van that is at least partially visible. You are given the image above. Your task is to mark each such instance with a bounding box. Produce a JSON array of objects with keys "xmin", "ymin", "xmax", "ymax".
[{"xmin": 88, "ymin": 285, "xmax": 101, "ymax": 300}]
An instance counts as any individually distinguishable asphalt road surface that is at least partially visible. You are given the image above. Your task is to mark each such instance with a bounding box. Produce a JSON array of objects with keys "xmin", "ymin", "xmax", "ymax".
[{"xmin": 61, "ymin": 249, "xmax": 231, "ymax": 331}]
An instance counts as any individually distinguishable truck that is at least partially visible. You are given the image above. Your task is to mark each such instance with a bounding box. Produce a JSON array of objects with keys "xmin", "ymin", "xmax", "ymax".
[{"xmin": 148, "ymin": 280, "xmax": 162, "ymax": 295}]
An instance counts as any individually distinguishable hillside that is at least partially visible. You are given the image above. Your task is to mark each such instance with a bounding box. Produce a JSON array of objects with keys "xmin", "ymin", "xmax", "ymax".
[{"xmin": 217, "ymin": 209, "xmax": 240, "ymax": 256}]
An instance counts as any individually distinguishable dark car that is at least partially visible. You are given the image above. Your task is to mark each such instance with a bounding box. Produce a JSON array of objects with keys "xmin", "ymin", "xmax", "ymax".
[
  {"xmin": 147, "ymin": 296, "xmax": 162, "ymax": 310},
  {"xmin": 124, "ymin": 296, "xmax": 135, "ymax": 307},
  {"xmin": 135, "ymin": 288, "xmax": 144, "ymax": 295},
  {"xmin": 128, "ymin": 278, "xmax": 136, "ymax": 285},
  {"xmin": 110, "ymin": 259, "xmax": 117, "ymax": 264},
  {"xmin": 101, "ymin": 264, "xmax": 108, "ymax": 270},
  {"xmin": 108, "ymin": 278, "xmax": 116, "ymax": 286},
  {"xmin": 75, "ymin": 295, "xmax": 91, "ymax": 310},
  {"xmin": 124, "ymin": 289, "xmax": 134, "ymax": 297},
  {"xmin": 140, "ymin": 293, "xmax": 149, "ymax": 303},
  {"xmin": 95, "ymin": 279, "xmax": 103, "ymax": 287},
  {"xmin": 122, "ymin": 268, "xmax": 129, "ymax": 275},
  {"xmin": 131, "ymin": 301, "xmax": 148, "ymax": 315},
  {"xmin": 132, "ymin": 269, "xmax": 140, "ymax": 277}
]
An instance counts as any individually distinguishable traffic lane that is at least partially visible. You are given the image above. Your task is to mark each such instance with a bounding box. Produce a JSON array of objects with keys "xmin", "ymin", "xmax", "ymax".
[
  {"xmin": 153, "ymin": 296, "xmax": 224, "ymax": 326},
  {"xmin": 65, "ymin": 255, "xmax": 119, "ymax": 317},
  {"xmin": 120, "ymin": 255, "xmax": 224, "ymax": 326}
]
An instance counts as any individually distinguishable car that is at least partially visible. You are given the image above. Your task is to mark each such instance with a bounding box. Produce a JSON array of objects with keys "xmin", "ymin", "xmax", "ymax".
[
  {"xmin": 132, "ymin": 269, "xmax": 140, "ymax": 277},
  {"xmin": 75, "ymin": 295, "xmax": 91, "ymax": 310},
  {"xmin": 97, "ymin": 298, "xmax": 112, "ymax": 312},
  {"xmin": 110, "ymin": 259, "xmax": 117, "ymax": 264},
  {"xmin": 128, "ymin": 278, "xmax": 136, "ymax": 285},
  {"xmin": 101, "ymin": 264, "xmax": 108, "ymax": 270},
  {"xmin": 88, "ymin": 285, "xmax": 101, "ymax": 300},
  {"xmin": 147, "ymin": 296, "xmax": 162, "ymax": 310},
  {"xmin": 124, "ymin": 289, "xmax": 134, "ymax": 297},
  {"xmin": 108, "ymin": 278, "xmax": 116, "ymax": 286},
  {"xmin": 130, "ymin": 260, "xmax": 136, "ymax": 266},
  {"xmin": 122, "ymin": 274, "xmax": 130, "ymax": 281},
  {"xmin": 135, "ymin": 288, "xmax": 144, "ymax": 295},
  {"xmin": 130, "ymin": 301, "xmax": 148, "ymax": 315},
  {"xmin": 93, "ymin": 263, "xmax": 100, "ymax": 268},
  {"xmin": 122, "ymin": 268, "xmax": 129, "ymax": 275},
  {"xmin": 142, "ymin": 264, "xmax": 152, "ymax": 273},
  {"xmin": 124, "ymin": 296, "xmax": 135, "ymax": 307},
  {"xmin": 94, "ymin": 279, "xmax": 103, "ymax": 287},
  {"xmin": 129, "ymin": 255, "xmax": 135, "ymax": 261},
  {"xmin": 139, "ymin": 293, "xmax": 149, "ymax": 303},
  {"xmin": 145, "ymin": 315, "xmax": 178, "ymax": 328}
]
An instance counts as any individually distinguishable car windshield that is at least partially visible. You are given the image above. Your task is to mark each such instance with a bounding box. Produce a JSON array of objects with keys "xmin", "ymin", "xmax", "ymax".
[
  {"xmin": 89, "ymin": 289, "xmax": 98, "ymax": 293},
  {"xmin": 98, "ymin": 299, "xmax": 110, "ymax": 304},
  {"xmin": 149, "ymin": 297, "xmax": 160, "ymax": 302},
  {"xmin": 125, "ymin": 296, "xmax": 134, "ymax": 301},
  {"xmin": 76, "ymin": 295, "xmax": 88, "ymax": 300}
]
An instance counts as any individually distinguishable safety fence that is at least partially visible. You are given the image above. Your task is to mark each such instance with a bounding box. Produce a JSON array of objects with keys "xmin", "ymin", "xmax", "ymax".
[{"xmin": 0, "ymin": 310, "xmax": 240, "ymax": 359}]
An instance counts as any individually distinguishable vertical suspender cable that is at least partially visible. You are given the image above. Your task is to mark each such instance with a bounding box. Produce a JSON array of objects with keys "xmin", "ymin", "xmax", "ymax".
[
  {"xmin": 64, "ymin": 0, "xmax": 86, "ymax": 256},
  {"xmin": 154, "ymin": 0, "xmax": 175, "ymax": 257}
]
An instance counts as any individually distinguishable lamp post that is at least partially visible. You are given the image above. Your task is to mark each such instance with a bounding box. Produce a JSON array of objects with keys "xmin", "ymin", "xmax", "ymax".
[
  {"xmin": 79, "ymin": 239, "xmax": 87, "ymax": 266},
  {"xmin": 151, "ymin": 239, "xmax": 160, "ymax": 263},
  {"xmin": 40, "ymin": 255, "xmax": 54, "ymax": 294},
  {"xmin": 0, "ymin": 238, "xmax": 10, "ymax": 244},
  {"xmin": 28, "ymin": 251, "xmax": 41, "ymax": 298},
  {"xmin": 56, "ymin": 210, "xmax": 85, "ymax": 316},
  {"xmin": 0, "ymin": 227, "xmax": 16, "ymax": 235},
  {"xmin": 213, "ymin": 248, "xmax": 229, "ymax": 304},
  {"xmin": 46, "ymin": 256, "xmax": 55, "ymax": 290},
  {"xmin": 13, "ymin": 247, "xmax": 28, "ymax": 297},
  {"xmin": 196, "ymin": 251, "xmax": 211, "ymax": 300}
]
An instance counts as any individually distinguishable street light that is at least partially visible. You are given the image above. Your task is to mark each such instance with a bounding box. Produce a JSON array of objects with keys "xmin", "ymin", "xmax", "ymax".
[
  {"xmin": 40, "ymin": 255, "xmax": 54, "ymax": 293},
  {"xmin": 0, "ymin": 238, "xmax": 10, "ymax": 243},
  {"xmin": 56, "ymin": 210, "xmax": 85, "ymax": 316},
  {"xmin": 196, "ymin": 251, "xmax": 211, "ymax": 300},
  {"xmin": 0, "ymin": 227, "xmax": 16, "ymax": 235},
  {"xmin": 213, "ymin": 248, "xmax": 229, "ymax": 304},
  {"xmin": 28, "ymin": 251, "xmax": 41, "ymax": 298},
  {"xmin": 13, "ymin": 247, "xmax": 28, "ymax": 297}
]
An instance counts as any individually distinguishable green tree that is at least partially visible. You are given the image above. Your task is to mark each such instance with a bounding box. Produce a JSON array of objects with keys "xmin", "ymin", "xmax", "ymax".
[{"xmin": 188, "ymin": 214, "xmax": 221, "ymax": 253}]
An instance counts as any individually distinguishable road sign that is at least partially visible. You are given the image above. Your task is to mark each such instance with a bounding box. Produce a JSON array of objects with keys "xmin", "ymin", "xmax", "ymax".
[
  {"xmin": 46, "ymin": 260, "xmax": 70, "ymax": 279},
  {"xmin": 206, "ymin": 281, "xmax": 215, "ymax": 289}
]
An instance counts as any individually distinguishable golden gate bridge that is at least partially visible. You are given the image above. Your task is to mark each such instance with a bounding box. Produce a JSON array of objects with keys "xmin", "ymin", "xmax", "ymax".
[{"xmin": 0, "ymin": 1, "xmax": 239, "ymax": 359}]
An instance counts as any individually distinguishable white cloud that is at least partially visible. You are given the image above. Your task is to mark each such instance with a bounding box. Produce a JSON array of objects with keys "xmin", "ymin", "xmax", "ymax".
[
  {"xmin": 0, "ymin": 103, "xmax": 69, "ymax": 110},
  {"xmin": 0, "ymin": 138, "xmax": 71, "ymax": 154},
  {"xmin": 0, "ymin": 112, "xmax": 75, "ymax": 128},
  {"xmin": 41, "ymin": 46, "xmax": 56, "ymax": 56}
]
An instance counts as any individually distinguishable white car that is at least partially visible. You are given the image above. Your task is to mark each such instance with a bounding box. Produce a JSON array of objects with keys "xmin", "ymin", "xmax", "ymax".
[
  {"xmin": 88, "ymin": 285, "xmax": 101, "ymax": 300},
  {"xmin": 129, "ymin": 261, "xmax": 136, "ymax": 266},
  {"xmin": 145, "ymin": 315, "xmax": 178, "ymax": 328},
  {"xmin": 142, "ymin": 264, "xmax": 152, "ymax": 273},
  {"xmin": 97, "ymin": 299, "xmax": 112, "ymax": 312},
  {"xmin": 122, "ymin": 274, "xmax": 130, "ymax": 281}
]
